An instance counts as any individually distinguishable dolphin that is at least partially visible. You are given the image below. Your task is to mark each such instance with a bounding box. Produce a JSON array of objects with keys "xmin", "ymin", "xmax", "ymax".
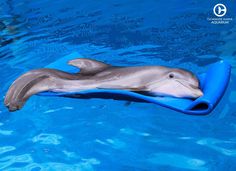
[{"xmin": 4, "ymin": 58, "xmax": 203, "ymax": 112}]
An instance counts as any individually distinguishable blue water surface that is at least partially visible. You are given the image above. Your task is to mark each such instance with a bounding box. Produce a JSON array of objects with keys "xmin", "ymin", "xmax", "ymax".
[{"xmin": 0, "ymin": 0, "xmax": 236, "ymax": 170}]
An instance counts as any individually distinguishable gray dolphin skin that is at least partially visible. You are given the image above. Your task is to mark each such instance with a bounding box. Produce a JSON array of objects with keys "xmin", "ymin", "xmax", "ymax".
[{"xmin": 4, "ymin": 58, "xmax": 203, "ymax": 112}]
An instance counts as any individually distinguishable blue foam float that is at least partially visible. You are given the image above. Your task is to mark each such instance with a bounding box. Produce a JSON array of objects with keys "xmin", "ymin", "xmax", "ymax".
[{"xmin": 38, "ymin": 52, "xmax": 231, "ymax": 115}]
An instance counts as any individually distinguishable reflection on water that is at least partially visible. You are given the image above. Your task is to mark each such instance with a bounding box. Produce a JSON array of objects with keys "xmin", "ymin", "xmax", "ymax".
[
  {"xmin": 147, "ymin": 153, "xmax": 206, "ymax": 170},
  {"xmin": 32, "ymin": 133, "xmax": 63, "ymax": 145},
  {"xmin": 197, "ymin": 138, "xmax": 236, "ymax": 157}
]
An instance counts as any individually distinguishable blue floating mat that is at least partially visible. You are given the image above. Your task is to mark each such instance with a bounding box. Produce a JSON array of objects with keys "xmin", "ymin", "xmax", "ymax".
[{"xmin": 38, "ymin": 52, "xmax": 231, "ymax": 115}]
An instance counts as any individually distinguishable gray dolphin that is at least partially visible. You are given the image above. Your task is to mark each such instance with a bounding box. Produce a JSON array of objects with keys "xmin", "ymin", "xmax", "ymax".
[{"xmin": 4, "ymin": 58, "xmax": 203, "ymax": 112}]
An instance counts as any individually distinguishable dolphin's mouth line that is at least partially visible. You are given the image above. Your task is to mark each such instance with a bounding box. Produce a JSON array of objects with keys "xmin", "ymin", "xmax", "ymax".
[
  {"xmin": 147, "ymin": 78, "xmax": 199, "ymax": 90},
  {"xmin": 176, "ymin": 79, "xmax": 200, "ymax": 91}
]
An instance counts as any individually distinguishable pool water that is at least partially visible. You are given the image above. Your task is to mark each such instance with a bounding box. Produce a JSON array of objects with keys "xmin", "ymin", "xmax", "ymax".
[{"xmin": 0, "ymin": 0, "xmax": 236, "ymax": 170}]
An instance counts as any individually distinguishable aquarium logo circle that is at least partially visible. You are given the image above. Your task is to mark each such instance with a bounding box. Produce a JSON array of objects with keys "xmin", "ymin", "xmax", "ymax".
[{"xmin": 213, "ymin": 4, "xmax": 227, "ymax": 17}]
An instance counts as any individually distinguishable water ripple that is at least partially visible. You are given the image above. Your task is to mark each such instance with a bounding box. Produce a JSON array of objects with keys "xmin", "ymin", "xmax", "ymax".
[
  {"xmin": 0, "ymin": 154, "xmax": 33, "ymax": 170},
  {"xmin": 147, "ymin": 153, "xmax": 207, "ymax": 170},
  {"xmin": 32, "ymin": 133, "xmax": 62, "ymax": 145},
  {"xmin": 0, "ymin": 146, "xmax": 15, "ymax": 155},
  {"xmin": 0, "ymin": 129, "xmax": 13, "ymax": 136},
  {"xmin": 197, "ymin": 138, "xmax": 236, "ymax": 157},
  {"xmin": 44, "ymin": 106, "xmax": 74, "ymax": 114}
]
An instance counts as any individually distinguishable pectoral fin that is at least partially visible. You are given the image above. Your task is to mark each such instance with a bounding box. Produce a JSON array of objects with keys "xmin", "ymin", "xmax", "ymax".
[{"xmin": 68, "ymin": 58, "xmax": 111, "ymax": 75}]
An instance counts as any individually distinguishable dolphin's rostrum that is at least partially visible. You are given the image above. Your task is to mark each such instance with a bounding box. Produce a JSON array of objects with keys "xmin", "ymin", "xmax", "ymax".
[{"xmin": 4, "ymin": 58, "xmax": 203, "ymax": 112}]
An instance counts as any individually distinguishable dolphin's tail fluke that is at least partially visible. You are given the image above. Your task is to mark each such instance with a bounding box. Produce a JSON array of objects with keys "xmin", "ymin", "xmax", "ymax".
[{"xmin": 4, "ymin": 70, "xmax": 55, "ymax": 112}]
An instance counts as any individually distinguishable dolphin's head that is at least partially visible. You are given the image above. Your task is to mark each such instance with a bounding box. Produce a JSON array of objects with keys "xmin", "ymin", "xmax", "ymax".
[{"xmin": 152, "ymin": 68, "xmax": 203, "ymax": 99}]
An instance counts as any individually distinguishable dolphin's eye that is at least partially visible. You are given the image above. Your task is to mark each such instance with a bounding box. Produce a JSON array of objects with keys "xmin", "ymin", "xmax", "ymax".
[{"xmin": 169, "ymin": 73, "xmax": 174, "ymax": 79}]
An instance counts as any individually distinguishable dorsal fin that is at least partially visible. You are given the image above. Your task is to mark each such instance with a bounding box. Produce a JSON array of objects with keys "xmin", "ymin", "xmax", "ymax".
[{"xmin": 67, "ymin": 58, "xmax": 111, "ymax": 75}]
